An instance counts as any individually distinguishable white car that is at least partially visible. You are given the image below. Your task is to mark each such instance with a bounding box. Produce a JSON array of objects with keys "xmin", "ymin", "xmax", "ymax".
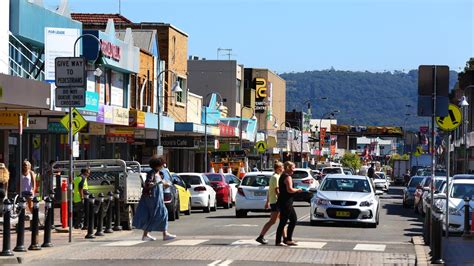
[
  {"xmin": 177, "ymin": 173, "xmax": 217, "ymax": 213},
  {"xmin": 310, "ymin": 174, "xmax": 382, "ymax": 228},
  {"xmin": 433, "ymin": 179, "xmax": 474, "ymax": 233},
  {"xmin": 235, "ymin": 172, "xmax": 273, "ymax": 218},
  {"xmin": 292, "ymin": 168, "xmax": 320, "ymax": 202},
  {"xmin": 224, "ymin": 173, "xmax": 240, "ymax": 203},
  {"xmin": 373, "ymin": 171, "xmax": 389, "ymax": 191},
  {"xmin": 321, "ymin": 167, "xmax": 345, "ymax": 178},
  {"xmin": 420, "ymin": 176, "xmax": 449, "ymax": 215}
]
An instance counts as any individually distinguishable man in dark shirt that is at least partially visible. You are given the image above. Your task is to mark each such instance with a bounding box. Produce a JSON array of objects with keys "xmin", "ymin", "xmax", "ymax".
[{"xmin": 367, "ymin": 163, "xmax": 375, "ymax": 180}]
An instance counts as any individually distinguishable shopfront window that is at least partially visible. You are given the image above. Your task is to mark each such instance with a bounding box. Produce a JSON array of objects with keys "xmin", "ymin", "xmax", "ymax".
[
  {"xmin": 111, "ymin": 71, "xmax": 125, "ymax": 107},
  {"xmin": 175, "ymin": 77, "xmax": 186, "ymax": 103}
]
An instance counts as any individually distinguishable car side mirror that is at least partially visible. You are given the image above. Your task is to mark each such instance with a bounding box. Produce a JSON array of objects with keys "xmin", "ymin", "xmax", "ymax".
[
  {"xmin": 375, "ymin": 190, "xmax": 383, "ymax": 196},
  {"xmin": 185, "ymin": 183, "xmax": 191, "ymax": 189},
  {"xmin": 308, "ymin": 187, "xmax": 317, "ymax": 193},
  {"xmin": 434, "ymin": 193, "xmax": 447, "ymax": 200},
  {"xmin": 423, "ymin": 187, "xmax": 430, "ymax": 192}
]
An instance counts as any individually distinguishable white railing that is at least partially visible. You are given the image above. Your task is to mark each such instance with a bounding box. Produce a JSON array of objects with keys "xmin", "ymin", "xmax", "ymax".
[{"xmin": 8, "ymin": 31, "xmax": 45, "ymax": 80}]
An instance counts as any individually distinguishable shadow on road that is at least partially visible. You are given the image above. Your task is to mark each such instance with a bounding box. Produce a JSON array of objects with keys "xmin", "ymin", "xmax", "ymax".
[
  {"xmin": 297, "ymin": 220, "xmax": 373, "ymax": 229},
  {"xmin": 206, "ymin": 214, "xmax": 270, "ymax": 219}
]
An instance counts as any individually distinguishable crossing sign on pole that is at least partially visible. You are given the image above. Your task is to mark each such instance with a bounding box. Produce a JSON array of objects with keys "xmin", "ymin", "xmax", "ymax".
[
  {"xmin": 256, "ymin": 141, "xmax": 267, "ymax": 154},
  {"xmin": 436, "ymin": 104, "xmax": 462, "ymax": 131},
  {"xmin": 60, "ymin": 108, "xmax": 88, "ymax": 135}
]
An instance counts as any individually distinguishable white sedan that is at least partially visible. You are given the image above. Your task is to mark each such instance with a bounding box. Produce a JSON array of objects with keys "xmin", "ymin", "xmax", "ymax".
[
  {"xmin": 310, "ymin": 174, "xmax": 382, "ymax": 228},
  {"xmin": 373, "ymin": 172, "xmax": 389, "ymax": 192},
  {"xmin": 177, "ymin": 173, "xmax": 217, "ymax": 213},
  {"xmin": 235, "ymin": 172, "xmax": 273, "ymax": 218}
]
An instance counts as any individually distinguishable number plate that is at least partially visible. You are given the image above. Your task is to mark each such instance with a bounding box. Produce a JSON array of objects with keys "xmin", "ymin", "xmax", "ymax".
[
  {"xmin": 335, "ymin": 211, "xmax": 351, "ymax": 217},
  {"xmin": 254, "ymin": 191, "xmax": 266, "ymax": 196}
]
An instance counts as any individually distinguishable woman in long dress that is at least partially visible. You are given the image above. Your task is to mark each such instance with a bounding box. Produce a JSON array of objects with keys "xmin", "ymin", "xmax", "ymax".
[{"xmin": 133, "ymin": 156, "xmax": 176, "ymax": 241}]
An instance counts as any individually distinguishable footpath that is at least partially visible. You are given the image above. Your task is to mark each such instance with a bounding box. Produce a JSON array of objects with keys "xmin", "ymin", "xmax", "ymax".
[{"xmin": 413, "ymin": 235, "xmax": 474, "ymax": 265}]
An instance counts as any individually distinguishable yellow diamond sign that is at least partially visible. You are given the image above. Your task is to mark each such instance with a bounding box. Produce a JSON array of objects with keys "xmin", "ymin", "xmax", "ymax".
[
  {"xmin": 60, "ymin": 108, "xmax": 87, "ymax": 135},
  {"xmin": 436, "ymin": 104, "xmax": 462, "ymax": 131},
  {"xmin": 256, "ymin": 141, "xmax": 267, "ymax": 154}
]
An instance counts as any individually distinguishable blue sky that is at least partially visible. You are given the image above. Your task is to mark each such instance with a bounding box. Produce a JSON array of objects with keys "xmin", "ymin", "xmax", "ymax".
[{"xmin": 45, "ymin": 0, "xmax": 473, "ymax": 73}]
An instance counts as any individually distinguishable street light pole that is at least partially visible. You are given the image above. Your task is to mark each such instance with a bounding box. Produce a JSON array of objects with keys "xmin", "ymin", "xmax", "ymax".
[
  {"xmin": 460, "ymin": 96, "xmax": 469, "ymax": 173},
  {"xmin": 204, "ymin": 93, "xmax": 223, "ymax": 172},
  {"xmin": 300, "ymin": 100, "xmax": 312, "ymax": 167}
]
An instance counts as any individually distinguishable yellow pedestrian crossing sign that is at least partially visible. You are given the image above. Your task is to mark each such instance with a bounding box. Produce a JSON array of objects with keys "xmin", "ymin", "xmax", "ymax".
[
  {"xmin": 60, "ymin": 108, "xmax": 87, "ymax": 135},
  {"xmin": 414, "ymin": 145, "xmax": 423, "ymax": 157},
  {"xmin": 436, "ymin": 104, "xmax": 462, "ymax": 131},
  {"xmin": 256, "ymin": 141, "xmax": 267, "ymax": 154}
]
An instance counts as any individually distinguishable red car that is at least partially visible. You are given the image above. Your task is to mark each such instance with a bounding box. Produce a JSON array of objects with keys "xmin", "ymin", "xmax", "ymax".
[{"xmin": 205, "ymin": 173, "xmax": 233, "ymax": 209}]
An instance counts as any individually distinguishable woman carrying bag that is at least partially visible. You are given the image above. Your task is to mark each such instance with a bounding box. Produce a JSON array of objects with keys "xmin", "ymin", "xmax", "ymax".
[{"xmin": 133, "ymin": 156, "xmax": 176, "ymax": 241}]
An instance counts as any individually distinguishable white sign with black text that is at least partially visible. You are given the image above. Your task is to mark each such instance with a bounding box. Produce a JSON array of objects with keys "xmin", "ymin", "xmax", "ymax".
[
  {"xmin": 55, "ymin": 88, "xmax": 86, "ymax": 107},
  {"xmin": 55, "ymin": 57, "xmax": 86, "ymax": 88}
]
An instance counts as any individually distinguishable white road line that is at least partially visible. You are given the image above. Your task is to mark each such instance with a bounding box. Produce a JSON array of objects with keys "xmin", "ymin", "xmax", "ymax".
[
  {"xmin": 353, "ymin": 244, "xmax": 386, "ymax": 252},
  {"xmin": 222, "ymin": 224, "xmax": 258, "ymax": 227},
  {"xmin": 230, "ymin": 239, "xmax": 260, "ymax": 246},
  {"xmin": 164, "ymin": 239, "xmax": 209, "ymax": 246},
  {"xmin": 102, "ymin": 240, "xmax": 143, "ymax": 247},
  {"xmin": 291, "ymin": 241, "xmax": 327, "ymax": 249},
  {"xmin": 208, "ymin": 260, "xmax": 222, "ymax": 266},
  {"xmin": 266, "ymin": 213, "xmax": 310, "ymax": 237},
  {"xmin": 218, "ymin": 259, "xmax": 233, "ymax": 266}
]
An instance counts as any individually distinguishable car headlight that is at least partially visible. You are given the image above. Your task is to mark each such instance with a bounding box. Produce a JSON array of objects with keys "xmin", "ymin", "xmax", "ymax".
[
  {"xmin": 448, "ymin": 207, "xmax": 462, "ymax": 216},
  {"xmin": 316, "ymin": 198, "xmax": 330, "ymax": 205},
  {"xmin": 360, "ymin": 200, "xmax": 373, "ymax": 207}
]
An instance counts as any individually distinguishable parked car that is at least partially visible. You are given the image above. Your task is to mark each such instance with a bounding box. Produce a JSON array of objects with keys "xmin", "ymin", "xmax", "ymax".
[
  {"xmin": 160, "ymin": 168, "xmax": 180, "ymax": 221},
  {"xmin": 235, "ymin": 171, "xmax": 273, "ymax": 218},
  {"xmin": 177, "ymin": 173, "xmax": 217, "ymax": 213},
  {"xmin": 292, "ymin": 168, "xmax": 320, "ymax": 202},
  {"xmin": 224, "ymin": 173, "xmax": 240, "ymax": 204},
  {"xmin": 170, "ymin": 173, "xmax": 192, "ymax": 215},
  {"xmin": 402, "ymin": 176, "xmax": 424, "ymax": 208},
  {"xmin": 343, "ymin": 167, "xmax": 355, "ymax": 175},
  {"xmin": 419, "ymin": 176, "xmax": 450, "ymax": 215},
  {"xmin": 320, "ymin": 167, "xmax": 345, "ymax": 180},
  {"xmin": 310, "ymin": 174, "xmax": 382, "ymax": 228},
  {"xmin": 373, "ymin": 172, "xmax": 389, "ymax": 192},
  {"xmin": 205, "ymin": 173, "xmax": 233, "ymax": 209}
]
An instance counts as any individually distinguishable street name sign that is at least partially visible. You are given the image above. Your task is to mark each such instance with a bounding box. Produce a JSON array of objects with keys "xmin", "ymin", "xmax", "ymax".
[
  {"xmin": 436, "ymin": 104, "xmax": 462, "ymax": 132},
  {"xmin": 55, "ymin": 88, "xmax": 86, "ymax": 107},
  {"xmin": 60, "ymin": 108, "xmax": 88, "ymax": 135},
  {"xmin": 55, "ymin": 57, "xmax": 86, "ymax": 88}
]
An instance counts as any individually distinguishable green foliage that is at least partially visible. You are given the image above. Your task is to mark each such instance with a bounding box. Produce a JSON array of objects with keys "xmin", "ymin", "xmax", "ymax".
[
  {"xmin": 341, "ymin": 153, "xmax": 362, "ymax": 171},
  {"xmin": 281, "ymin": 69, "xmax": 458, "ymax": 130},
  {"xmin": 388, "ymin": 153, "xmax": 410, "ymax": 168}
]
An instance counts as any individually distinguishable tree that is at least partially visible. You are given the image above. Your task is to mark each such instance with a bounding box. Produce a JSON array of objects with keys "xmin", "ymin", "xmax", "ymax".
[{"xmin": 341, "ymin": 153, "xmax": 362, "ymax": 171}]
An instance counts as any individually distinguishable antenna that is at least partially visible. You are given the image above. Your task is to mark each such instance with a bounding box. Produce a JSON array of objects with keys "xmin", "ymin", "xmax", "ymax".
[
  {"xmin": 118, "ymin": 0, "xmax": 121, "ymax": 14},
  {"xmin": 217, "ymin": 48, "xmax": 233, "ymax": 60}
]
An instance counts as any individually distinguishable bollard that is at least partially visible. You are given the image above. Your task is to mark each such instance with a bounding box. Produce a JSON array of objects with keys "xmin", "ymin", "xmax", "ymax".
[
  {"xmin": 104, "ymin": 192, "xmax": 114, "ymax": 233},
  {"xmin": 113, "ymin": 190, "xmax": 122, "ymax": 231},
  {"xmin": 1, "ymin": 199, "xmax": 14, "ymax": 256},
  {"xmin": 82, "ymin": 190, "xmax": 90, "ymax": 230},
  {"xmin": 85, "ymin": 194, "xmax": 95, "ymax": 239},
  {"xmin": 60, "ymin": 180, "xmax": 68, "ymax": 228},
  {"xmin": 42, "ymin": 197, "xmax": 53, "ymax": 247},
  {"xmin": 423, "ymin": 207, "xmax": 431, "ymax": 245},
  {"xmin": 463, "ymin": 197, "xmax": 471, "ymax": 236},
  {"xmin": 431, "ymin": 216, "xmax": 444, "ymax": 264},
  {"xmin": 13, "ymin": 197, "xmax": 27, "ymax": 252},
  {"xmin": 49, "ymin": 190, "xmax": 55, "ymax": 230},
  {"xmin": 95, "ymin": 193, "xmax": 105, "ymax": 236},
  {"xmin": 28, "ymin": 197, "xmax": 41, "ymax": 250}
]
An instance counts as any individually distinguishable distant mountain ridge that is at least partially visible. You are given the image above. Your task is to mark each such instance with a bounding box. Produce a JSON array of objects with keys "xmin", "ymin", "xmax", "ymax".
[{"xmin": 280, "ymin": 69, "xmax": 458, "ymax": 130}]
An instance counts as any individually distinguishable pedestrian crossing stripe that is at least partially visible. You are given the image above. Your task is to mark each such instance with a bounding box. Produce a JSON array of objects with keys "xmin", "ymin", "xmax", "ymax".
[
  {"xmin": 103, "ymin": 240, "xmax": 143, "ymax": 246},
  {"xmin": 230, "ymin": 239, "xmax": 261, "ymax": 246},
  {"xmin": 164, "ymin": 239, "xmax": 208, "ymax": 246},
  {"xmin": 353, "ymin": 244, "xmax": 386, "ymax": 252}
]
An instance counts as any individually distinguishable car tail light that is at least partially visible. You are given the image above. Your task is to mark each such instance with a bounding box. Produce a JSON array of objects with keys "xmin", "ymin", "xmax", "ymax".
[
  {"xmin": 216, "ymin": 184, "xmax": 225, "ymax": 189},
  {"xmin": 163, "ymin": 193, "xmax": 172, "ymax": 202},
  {"xmin": 238, "ymin": 187, "xmax": 245, "ymax": 196},
  {"xmin": 302, "ymin": 179, "xmax": 313, "ymax": 184},
  {"xmin": 194, "ymin": 186, "xmax": 206, "ymax": 192}
]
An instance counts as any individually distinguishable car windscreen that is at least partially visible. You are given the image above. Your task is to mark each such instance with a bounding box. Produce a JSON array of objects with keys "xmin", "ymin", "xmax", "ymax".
[
  {"xmin": 320, "ymin": 178, "xmax": 371, "ymax": 193},
  {"xmin": 377, "ymin": 173, "xmax": 386, "ymax": 179},
  {"xmin": 451, "ymin": 183, "xmax": 474, "ymax": 199},
  {"xmin": 179, "ymin": 175, "xmax": 202, "ymax": 185},
  {"xmin": 292, "ymin": 171, "xmax": 309, "ymax": 179},
  {"xmin": 205, "ymin": 174, "xmax": 223, "ymax": 182},
  {"xmin": 408, "ymin": 177, "xmax": 424, "ymax": 187},
  {"xmin": 242, "ymin": 175, "xmax": 270, "ymax": 187},
  {"xmin": 323, "ymin": 168, "xmax": 342, "ymax": 174},
  {"xmin": 434, "ymin": 180, "xmax": 445, "ymax": 190},
  {"xmin": 374, "ymin": 174, "xmax": 385, "ymax": 179}
]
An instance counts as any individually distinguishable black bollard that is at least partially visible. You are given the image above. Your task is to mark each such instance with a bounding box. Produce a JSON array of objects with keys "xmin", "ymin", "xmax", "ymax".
[
  {"xmin": 463, "ymin": 197, "xmax": 471, "ymax": 236},
  {"xmin": 13, "ymin": 197, "xmax": 27, "ymax": 252},
  {"xmin": 28, "ymin": 197, "xmax": 41, "ymax": 250},
  {"xmin": 95, "ymin": 193, "xmax": 105, "ymax": 236},
  {"xmin": 49, "ymin": 190, "xmax": 55, "ymax": 230},
  {"xmin": 1, "ymin": 199, "xmax": 14, "ymax": 256},
  {"xmin": 423, "ymin": 207, "xmax": 431, "ymax": 245},
  {"xmin": 82, "ymin": 190, "xmax": 90, "ymax": 230},
  {"xmin": 104, "ymin": 192, "xmax": 114, "ymax": 233},
  {"xmin": 431, "ymin": 216, "xmax": 444, "ymax": 264},
  {"xmin": 113, "ymin": 190, "xmax": 122, "ymax": 231},
  {"xmin": 85, "ymin": 194, "xmax": 95, "ymax": 239},
  {"xmin": 42, "ymin": 197, "xmax": 53, "ymax": 247}
]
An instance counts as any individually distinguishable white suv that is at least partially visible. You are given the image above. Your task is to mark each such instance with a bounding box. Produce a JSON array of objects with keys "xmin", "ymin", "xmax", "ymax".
[
  {"xmin": 235, "ymin": 172, "xmax": 273, "ymax": 218},
  {"xmin": 293, "ymin": 168, "xmax": 320, "ymax": 202}
]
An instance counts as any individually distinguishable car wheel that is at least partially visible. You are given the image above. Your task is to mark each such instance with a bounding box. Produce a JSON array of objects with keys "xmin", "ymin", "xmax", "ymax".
[
  {"xmin": 211, "ymin": 198, "xmax": 217, "ymax": 212},
  {"xmin": 402, "ymin": 197, "xmax": 408, "ymax": 208},
  {"xmin": 223, "ymin": 193, "xmax": 231, "ymax": 209},
  {"xmin": 184, "ymin": 198, "xmax": 191, "ymax": 215},
  {"xmin": 235, "ymin": 209, "xmax": 247, "ymax": 218},
  {"xmin": 168, "ymin": 205, "xmax": 176, "ymax": 221},
  {"xmin": 203, "ymin": 199, "xmax": 211, "ymax": 213}
]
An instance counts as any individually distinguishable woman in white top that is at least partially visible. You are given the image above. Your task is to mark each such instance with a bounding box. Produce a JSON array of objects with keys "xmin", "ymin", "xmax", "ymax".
[{"xmin": 20, "ymin": 160, "xmax": 36, "ymax": 213}]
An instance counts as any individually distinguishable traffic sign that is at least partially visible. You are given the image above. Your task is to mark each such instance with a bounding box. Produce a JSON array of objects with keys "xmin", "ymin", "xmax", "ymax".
[
  {"xmin": 277, "ymin": 130, "xmax": 288, "ymax": 148},
  {"xmin": 55, "ymin": 87, "xmax": 86, "ymax": 107},
  {"xmin": 60, "ymin": 108, "xmax": 88, "ymax": 135},
  {"xmin": 256, "ymin": 141, "xmax": 267, "ymax": 153},
  {"xmin": 436, "ymin": 104, "xmax": 462, "ymax": 131},
  {"xmin": 414, "ymin": 145, "xmax": 423, "ymax": 157},
  {"xmin": 55, "ymin": 57, "xmax": 86, "ymax": 88}
]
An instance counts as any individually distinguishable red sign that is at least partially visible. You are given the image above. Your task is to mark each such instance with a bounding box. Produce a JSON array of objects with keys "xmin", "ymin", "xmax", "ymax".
[
  {"xmin": 100, "ymin": 40, "xmax": 121, "ymax": 61},
  {"xmin": 330, "ymin": 144, "xmax": 336, "ymax": 156},
  {"xmin": 319, "ymin": 128, "xmax": 327, "ymax": 148},
  {"xmin": 219, "ymin": 123, "xmax": 236, "ymax": 137}
]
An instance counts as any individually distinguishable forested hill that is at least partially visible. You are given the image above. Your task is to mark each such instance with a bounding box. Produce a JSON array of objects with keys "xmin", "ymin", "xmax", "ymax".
[{"xmin": 280, "ymin": 69, "xmax": 458, "ymax": 130}]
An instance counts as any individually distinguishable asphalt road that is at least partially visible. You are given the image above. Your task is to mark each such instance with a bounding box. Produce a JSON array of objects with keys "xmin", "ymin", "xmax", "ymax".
[{"xmin": 22, "ymin": 186, "xmax": 421, "ymax": 265}]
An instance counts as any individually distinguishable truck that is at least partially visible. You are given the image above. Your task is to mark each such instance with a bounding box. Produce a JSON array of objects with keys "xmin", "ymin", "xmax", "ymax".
[{"xmin": 393, "ymin": 159, "xmax": 410, "ymax": 185}]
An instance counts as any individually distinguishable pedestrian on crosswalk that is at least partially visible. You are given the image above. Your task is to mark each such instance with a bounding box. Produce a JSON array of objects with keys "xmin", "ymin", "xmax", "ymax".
[
  {"xmin": 133, "ymin": 156, "xmax": 176, "ymax": 241},
  {"xmin": 256, "ymin": 161, "xmax": 287, "ymax": 245},
  {"xmin": 275, "ymin": 161, "xmax": 302, "ymax": 246}
]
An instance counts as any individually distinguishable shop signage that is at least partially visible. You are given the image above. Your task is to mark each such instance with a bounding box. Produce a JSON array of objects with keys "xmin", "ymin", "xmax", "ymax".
[
  {"xmin": 0, "ymin": 111, "xmax": 28, "ymax": 128},
  {"xmin": 277, "ymin": 130, "xmax": 288, "ymax": 148},
  {"xmin": 161, "ymin": 137, "xmax": 196, "ymax": 148},
  {"xmin": 129, "ymin": 110, "xmax": 145, "ymax": 128},
  {"xmin": 134, "ymin": 129, "xmax": 146, "ymax": 139},
  {"xmin": 88, "ymin": 123, "xmax": 106, "ymax": 135},
  {"xmin": 44, "ymin": 27, "xmax": 80, "ymax": 81},
  {"xmin": 320, "ymin": 128, "xmax": 327, "ymax": 148},
  {"xmin": 112, "ymin": 107, "xmax": 129, "ymax": 125},
  {"xmin": 107, "ymin": 127, "xmax": 134, "ymax": 136},
  {"xmin": 100, "ymin": 39, "xmax": 121, "ymax": 62},
  {"xmin": 48, "ymin": 122, "xmax": 68, "ymax": 134},
  {"xmin": 106, "ymin": 136, "xmax": 133, "ymax": 144},
  {"xmin": 26, "ymin": 117, "xmax": 48, "ymax": 130},
  {"xmin": 103, "ymin": 105, "xmax": 114, "ymax": 124},
  {"xmin": 219, "ymin": 123, "xmax": 236, "ymax": 137},
  {"xmin": 78, "ymin": 91, "xmax": 99, "ymax": 113},
  {"xmin": 255, "ymin": 78, "xmax": 267, "ymax": 113},
  {"xmin": 55, "ymin": 57, "xmax": 86, "ymax": 88}
]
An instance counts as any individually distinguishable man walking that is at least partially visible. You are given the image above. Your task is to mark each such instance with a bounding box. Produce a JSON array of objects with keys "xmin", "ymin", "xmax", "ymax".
[{"xmin": 73, "ymin": 168, "xmax": 90, "ymax": 229}]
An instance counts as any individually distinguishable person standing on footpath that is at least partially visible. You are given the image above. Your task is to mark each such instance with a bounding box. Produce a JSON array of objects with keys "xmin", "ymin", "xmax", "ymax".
[
  {"xmin": 73, "ymin": 168, "xmax": 90, "ymax": 229},
  {"xmin": 275, "ymin": 161, "xmax": 302, "ymax": 246},
  {"xmin": 256, "ymin": 161, "xmax": 286, "ymax": 244},
  {"xmin": 20, "ymin": 160, "xmax": 36, "ymax": 213},
  {"xmin": 133, "ymin": 156, "xmax": 176, "ymax": 241}
]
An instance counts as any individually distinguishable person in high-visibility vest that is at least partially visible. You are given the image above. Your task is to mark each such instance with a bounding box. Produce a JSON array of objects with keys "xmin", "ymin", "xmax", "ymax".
[{"xmin": 73, "ymin": 168, "xmax": 90, "ymax": 229}]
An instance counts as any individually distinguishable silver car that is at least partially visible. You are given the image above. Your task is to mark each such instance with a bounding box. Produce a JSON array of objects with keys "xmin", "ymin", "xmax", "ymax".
[{"xmin": 310, "ymin": 174, "xmax": 382, "ymax": 228}]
